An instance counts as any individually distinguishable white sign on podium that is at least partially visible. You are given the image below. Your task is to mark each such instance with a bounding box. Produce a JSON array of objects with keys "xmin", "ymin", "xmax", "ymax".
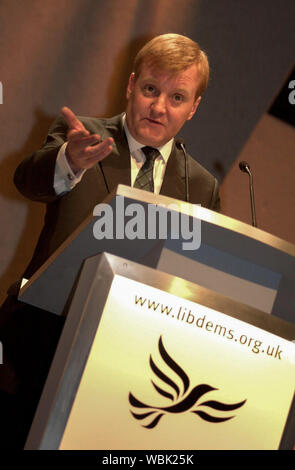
[{"xmin": 25, "ymin": 253, "xmax": 295, "ymax": 450}]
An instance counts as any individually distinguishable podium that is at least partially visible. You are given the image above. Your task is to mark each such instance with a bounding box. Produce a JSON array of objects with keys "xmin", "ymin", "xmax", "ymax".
[
  {"xmin": 19, "ymin": 185, "xmax": 295, "ymax": 323},
  {"xmin": 20, "ymin": 186, "xmax": 295, "ymax": 449}
]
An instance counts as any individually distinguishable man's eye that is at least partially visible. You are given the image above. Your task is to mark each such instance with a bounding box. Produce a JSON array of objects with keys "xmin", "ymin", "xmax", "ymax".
[
  {"xmin": 143, "ymin": 85, "xmax": 156, "ymax": 94},
  {"xmin": 173, "ymin": 94, "xmax": 183, "ymax": 103}
]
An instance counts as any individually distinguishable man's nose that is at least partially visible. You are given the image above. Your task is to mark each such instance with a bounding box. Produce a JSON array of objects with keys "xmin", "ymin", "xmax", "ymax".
[{"xmin": 151, "ymin": 94, "xmax": 167, "ymax": 114}]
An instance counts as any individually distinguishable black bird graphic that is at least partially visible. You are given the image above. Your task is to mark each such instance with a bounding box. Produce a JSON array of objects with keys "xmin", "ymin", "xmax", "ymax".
[{"xmin": 129, "ymin": 336, "xmax": 246, "ymax": 428}]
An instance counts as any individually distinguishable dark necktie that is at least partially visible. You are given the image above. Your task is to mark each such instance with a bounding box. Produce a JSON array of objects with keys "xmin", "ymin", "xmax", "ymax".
[{"xmin": 133, "ymin": 146, "xmax": 160, "ymax": 193}]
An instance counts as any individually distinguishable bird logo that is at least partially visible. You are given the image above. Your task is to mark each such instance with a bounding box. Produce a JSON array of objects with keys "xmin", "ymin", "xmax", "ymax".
[{"xmin": 129, "ymin": 336, "xmax": 246, "ymax": 429}]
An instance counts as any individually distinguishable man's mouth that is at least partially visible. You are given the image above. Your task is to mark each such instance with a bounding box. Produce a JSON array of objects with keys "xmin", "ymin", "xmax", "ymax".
[{"xmin": 145, "ymin": 117, "xmax": 164, "ymax": 126}]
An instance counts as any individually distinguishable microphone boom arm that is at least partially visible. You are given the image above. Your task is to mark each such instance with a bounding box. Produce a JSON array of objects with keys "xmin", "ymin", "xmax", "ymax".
[{"xmin": 239, "ymin": 161, "xmax": 257, "ymax": 227}]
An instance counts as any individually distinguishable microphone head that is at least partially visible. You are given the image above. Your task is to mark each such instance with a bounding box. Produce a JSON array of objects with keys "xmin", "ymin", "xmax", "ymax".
[
  {"xmin": 239, "ymin": 161, "xmax": 250, "ymax": 173},
  {"xmin": 175, "ymin": 138, "xmax": 185, "ymax": 150}
]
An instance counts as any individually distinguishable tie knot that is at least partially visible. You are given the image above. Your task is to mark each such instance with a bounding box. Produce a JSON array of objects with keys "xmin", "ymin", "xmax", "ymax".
[{"xmin": 141, "ymin": 146, "xmax": 159, "ymax": 161}]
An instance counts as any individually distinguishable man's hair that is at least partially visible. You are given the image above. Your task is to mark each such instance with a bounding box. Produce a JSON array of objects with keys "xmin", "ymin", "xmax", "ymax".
[{"xmin": 133, "ymin": 33, "xmax": 210, "ymax": 98}]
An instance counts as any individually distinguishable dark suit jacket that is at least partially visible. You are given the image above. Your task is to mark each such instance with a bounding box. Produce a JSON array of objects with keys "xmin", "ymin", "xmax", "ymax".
[{"xmin": 14, "ymin": 113, "xmax": 220, "ymax": 279}]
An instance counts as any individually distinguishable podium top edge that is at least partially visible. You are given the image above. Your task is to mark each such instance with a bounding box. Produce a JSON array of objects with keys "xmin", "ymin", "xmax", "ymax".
[{"xmin": 104, "ymin": 185, "xmax": 295, "ymax": 258}]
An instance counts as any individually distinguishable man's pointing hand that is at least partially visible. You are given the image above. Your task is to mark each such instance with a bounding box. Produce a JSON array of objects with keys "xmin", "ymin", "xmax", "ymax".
[{"xmin": 61, "ymin": 106, "xmax": 114, "ymax": 174}]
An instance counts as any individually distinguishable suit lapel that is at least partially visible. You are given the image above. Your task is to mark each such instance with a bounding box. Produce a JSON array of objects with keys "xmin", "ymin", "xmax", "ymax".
[
  {"xmin": 98, "ymin": 114, "xmax": 131, "ymax": 192},
  {"xmin": 160, "ymin": 143, "xmax": 186, "ymax": 201}
]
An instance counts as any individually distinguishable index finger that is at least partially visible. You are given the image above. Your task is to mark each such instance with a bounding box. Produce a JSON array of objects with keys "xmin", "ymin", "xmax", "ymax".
[{"xmin": 61, "ymin": 106, "xmax": 87, "ymax": 133}]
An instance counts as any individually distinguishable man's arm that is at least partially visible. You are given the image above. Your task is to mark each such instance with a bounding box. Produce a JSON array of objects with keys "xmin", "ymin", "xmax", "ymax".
[
  {"xmin": 14, "ymin": 115, "xmax": 69, "ymax": 203},
  {"xmin": 186, "ymin": 154, "xmax": 221, "ymax": 212},
  {"xmin": 14, "ymin": 107, "xmax": 113, "ymax": 203}
]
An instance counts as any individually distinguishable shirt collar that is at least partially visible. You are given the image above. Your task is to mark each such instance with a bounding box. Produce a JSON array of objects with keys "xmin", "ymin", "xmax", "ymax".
[{"xmin": 122, "ymin": 113, "xmax": 173, "ymax": 163}]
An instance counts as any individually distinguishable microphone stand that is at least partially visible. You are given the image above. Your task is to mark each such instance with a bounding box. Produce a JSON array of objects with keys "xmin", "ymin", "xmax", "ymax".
[
  {"xmin": 239, "ymin": 161, "xmax": 257, "ymax": 227},
  {"xmin": 176, "ymin": 139, "xmax": 189, "ymax": 202}
]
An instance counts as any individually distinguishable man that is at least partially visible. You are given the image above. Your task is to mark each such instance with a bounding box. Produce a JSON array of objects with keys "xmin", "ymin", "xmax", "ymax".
[
  {"xmin": 0, "ymin": 33, "xmax": 220, "ymax": 447},
  {"xmin": 14, "ymin": 33, "xmax": 220, "ymax": 279}
]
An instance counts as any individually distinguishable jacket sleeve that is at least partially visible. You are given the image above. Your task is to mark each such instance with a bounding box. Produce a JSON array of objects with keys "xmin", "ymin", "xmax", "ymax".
[{"xmin": 14, "ymin": 115, "xmax": 69, "ymax": 203}]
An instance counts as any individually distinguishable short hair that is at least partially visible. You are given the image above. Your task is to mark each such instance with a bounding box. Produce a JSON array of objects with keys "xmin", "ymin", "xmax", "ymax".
[{"xmin": 133, "ymin": 33, "xmax": 210, "ymax": 98}]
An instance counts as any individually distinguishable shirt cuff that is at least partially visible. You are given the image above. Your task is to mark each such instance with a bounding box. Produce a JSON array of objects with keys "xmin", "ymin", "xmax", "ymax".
[{"xmin": 54, "ymin": 142, "xmax": 86, "ymax": 195}]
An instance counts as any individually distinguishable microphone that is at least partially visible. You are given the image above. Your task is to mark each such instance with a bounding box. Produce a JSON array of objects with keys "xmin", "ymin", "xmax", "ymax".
[
  {"xmin": 176, "ymin": 139, "xmax": 189, "ymax": 202},
  {"xmin": 239, "ymin": 161, "xmax": 257, "ymax": 227}
]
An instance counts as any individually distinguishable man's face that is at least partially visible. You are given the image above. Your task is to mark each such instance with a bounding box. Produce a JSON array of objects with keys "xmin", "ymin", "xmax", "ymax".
[{"xmin": 125, "ymin": 63, "xmax": 201, "ymax": 147}]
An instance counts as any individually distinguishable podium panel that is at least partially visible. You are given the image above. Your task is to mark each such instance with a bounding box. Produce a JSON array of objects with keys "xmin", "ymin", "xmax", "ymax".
[{"xmin": 25, "ymin": 253, "xmax": 295, "ymax": 450}]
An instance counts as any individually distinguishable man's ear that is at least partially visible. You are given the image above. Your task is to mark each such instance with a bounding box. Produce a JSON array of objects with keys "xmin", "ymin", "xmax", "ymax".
[
  {"xmin": 126, "ymin": 72, "xmax": 136, "ymax": 99},
  {"xmin": 187, "ymin": 96, "xmax": 201, "ymax": 121}
]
